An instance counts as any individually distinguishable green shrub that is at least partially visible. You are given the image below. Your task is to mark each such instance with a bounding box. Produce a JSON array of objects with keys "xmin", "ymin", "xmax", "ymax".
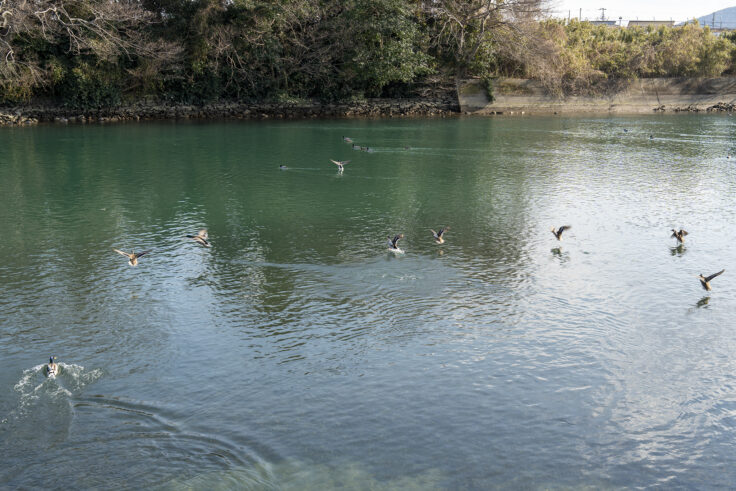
[{"xmin": 57, "ymin": 62, "xmax": 123, "ymax": 108}]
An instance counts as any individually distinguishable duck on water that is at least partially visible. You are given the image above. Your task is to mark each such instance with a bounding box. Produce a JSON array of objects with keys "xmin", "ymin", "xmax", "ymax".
[
  {"xmin": 430, "ymin": 227, "xmax": 449, "ymax": 244},
  {"xmin": 671, "ymin": 229, "xmax": 688, "ymax": 243},
  {"xmin": 187, "ymin": 229, "xmax": 210, "ymax": 247},
  {"xmin": 698, "ymin": 269, "xmax": 725, "ymax": 291},
  {"xmin": 551, "ymin": 225, "xmax": 571, "ymax": 241},
  {"xmin": 45, "ymin": 356, "xmax": 59, "ymax": 377},
  {"xmin": 387, "ymin": 234, "xmax": 404, "ymax": 253},
  {"xmin": 113, "ymin": 249, "xmax": 151, "ymax": 267},
  {"xmin": 330, "ymin": 159, "xmax": 350, "ymax": 172}
]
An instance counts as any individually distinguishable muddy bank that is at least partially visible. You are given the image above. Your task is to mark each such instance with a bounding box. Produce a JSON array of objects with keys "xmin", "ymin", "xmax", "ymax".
[
  {"xmin": 0, "ymin": 96, "xmax": 460, "ymax": 126},
  {"xmin": 459, "ymin": 77, "xmax": 736, "ymax": 115}
]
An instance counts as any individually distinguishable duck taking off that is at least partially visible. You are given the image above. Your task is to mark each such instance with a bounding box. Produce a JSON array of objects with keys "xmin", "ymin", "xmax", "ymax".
[
  {"xmin": 551, "ymin": 225, "xmax": 571, "ymax": 241},
  {"xmin": 671, "ymin": 229, "xmax": 688, "ymax": 243},
  {"xmin": 698, "ymin": 269, "xmax": 725, "ymax": 291},
  {"xmin": 113, "ymin": 248, "xmax": 151, "ymax": 267},
  {"xmin": 187, "ymin": 229, "xmax": 210, "ymax": 247},
  {"xmin": 45, "ymin": 356, "xmax": 59, "ymax": 378},
  {"xmin": 330, "ymin": 159, "xmax": 350, "ymax": 172},
  {"xmin": 387, "ymin": 234, "xmax": 404, "ymax": 253},
  {"xmin": 430, "ymin": 227, "xmax": 449, "ymax": 244}
]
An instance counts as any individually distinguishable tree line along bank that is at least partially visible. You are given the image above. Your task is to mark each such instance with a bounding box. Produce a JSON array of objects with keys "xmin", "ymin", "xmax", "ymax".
[{"xmin": 1, "ymin": 0, "xmax": 735, "ymax": 109}]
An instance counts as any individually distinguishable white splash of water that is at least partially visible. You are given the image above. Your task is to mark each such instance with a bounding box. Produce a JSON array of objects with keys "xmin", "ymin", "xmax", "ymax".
[{"xmin": 6, "ymin": 363, "xmax": 103, "ymax": 421}]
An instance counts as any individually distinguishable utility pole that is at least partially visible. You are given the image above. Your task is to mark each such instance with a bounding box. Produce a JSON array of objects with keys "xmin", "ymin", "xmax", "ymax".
[
  {"xmin": 599, "ymin": 7, "xmax": 607, "ymax": 21},
  {"xmin": 579, "ymin": 8, "xmax": 582, "ymax": 21}
]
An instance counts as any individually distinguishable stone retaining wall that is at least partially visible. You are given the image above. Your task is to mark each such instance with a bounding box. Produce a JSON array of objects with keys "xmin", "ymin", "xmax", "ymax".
[{"xmin": 0, "ymin": 97, "xmax": 460, "ymax": 126}]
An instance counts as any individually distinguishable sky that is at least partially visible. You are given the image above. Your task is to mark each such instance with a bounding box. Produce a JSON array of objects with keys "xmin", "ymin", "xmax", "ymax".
[{"xmin": 550, "ymin": 1, "xmax": 736, "ymax": 23}]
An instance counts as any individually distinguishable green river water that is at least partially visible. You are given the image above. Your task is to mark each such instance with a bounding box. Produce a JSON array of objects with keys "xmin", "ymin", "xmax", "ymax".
[{"xmin": 2, "ymin": 115, "xmax": 736, "ymax": 489}]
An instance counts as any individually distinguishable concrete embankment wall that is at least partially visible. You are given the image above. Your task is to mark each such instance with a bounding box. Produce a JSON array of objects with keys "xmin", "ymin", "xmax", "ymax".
[{"xmin": 458, "ymin": 77, "xmax": 736, "ymax": 114}]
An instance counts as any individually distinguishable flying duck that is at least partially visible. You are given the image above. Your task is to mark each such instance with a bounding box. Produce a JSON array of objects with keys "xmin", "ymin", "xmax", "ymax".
[
  {"xmin": 671, "ymin": 229, "xmax": 688, "ymax": 243},
  {"xmin": 551, "ymin": 225, "xmax": 571, "ymax": 241},
  {"xmin": 45, "ymin": 356, "xmax": 59, "ymax": 377},
  {"xmin": 343, "ymin": 136, "xmax": 353, "ymax": 143},
  {"xmin": 698, "ymin": 269, "xmax": 724, "ymax": 291},
  {"xmin": 113, "ymin": 248, "xmax": 151, "ymax": 266},
  {"xmin": 430, "ymin": 226, "xmax": 449, "ymax": 244},
  {"xmin": 387, "ymin": 234, "xmax": 404, "ymax": 253},
  {"xmin": 187, "ymin": 229, "xmax": 210, "ymax": 247},
  {"xmin": 330, "ymin": 159, "xmax": 350, "ymax": 172}
]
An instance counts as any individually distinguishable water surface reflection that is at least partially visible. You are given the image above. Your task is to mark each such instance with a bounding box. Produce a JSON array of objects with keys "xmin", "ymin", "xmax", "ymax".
[{"xmin": 2, "ymin": 116, "xmax": 736, "ymax": 488}]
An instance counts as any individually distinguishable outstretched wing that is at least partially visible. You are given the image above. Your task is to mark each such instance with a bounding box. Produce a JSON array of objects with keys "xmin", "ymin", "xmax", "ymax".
[
  {"xmin": 340, "ymin": 160, "xmax": 351, "ymax": 166},
  {"xmin": 430, "ymin": 229, "xmax": 439, "ymax": 239},
  {"xmin": 681, "ymin": 230, "xmax": 688, "ymax": 236},
  {"xmin": 438, "ymin": 226, "xmax": 449, "ymax": 237},
  {"xmin": 330, "ymin": 159, "xmax": 341, "ymax": 166},
  {"xmin": 557, "ymin": 225, "xmax": 571, "ymax": 235},
  {"xmin": 392, "ymin": 234, "xmax": 403, "ymax": 247},
  {"xmin": 705, "ymin": 269, "xmax": 725, "ymax": 282},
  {"xmin": 134, "ymin": 250, "xmax": 151, "ymax": 259},
  {"xmin": 198, "ymin": 230, "xmax": 208, "ymax": 239},
  {"xmin": 113, "ymin": 248, "xmax": 130, "ymax": 258}
]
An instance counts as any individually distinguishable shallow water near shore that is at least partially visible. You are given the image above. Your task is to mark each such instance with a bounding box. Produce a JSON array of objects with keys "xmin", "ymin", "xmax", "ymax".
[{"xmin": 2, "ymin": 115, "xmax": 736, "ymax": 489}]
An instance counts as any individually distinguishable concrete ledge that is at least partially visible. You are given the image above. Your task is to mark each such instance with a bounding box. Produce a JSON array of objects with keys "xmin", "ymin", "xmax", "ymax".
[{"xmin": 459, "ymin": 77, "xmax": 736, "ymax": 114}]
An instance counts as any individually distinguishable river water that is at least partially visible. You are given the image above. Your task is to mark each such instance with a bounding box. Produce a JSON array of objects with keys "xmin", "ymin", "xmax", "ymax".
[{"xmin": 1, "ymin": 115, "xmax": 736, "ymax": 489}]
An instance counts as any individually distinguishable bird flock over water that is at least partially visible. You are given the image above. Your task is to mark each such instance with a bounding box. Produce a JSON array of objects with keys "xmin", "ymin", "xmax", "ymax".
[
  {"xmin": 666, "ymin": 228, "xmax": 724, "ymax": 291},
  {"xmin": 52, "ymin": 221, "xmax": 722, "ymax": 378},
  {"xmin": 339, "ymin": 135, "xmax": 725, "ymax": 293},
  {"xmin": 45, "ymin": 132, "xmax": 726, "ymax": 376}
]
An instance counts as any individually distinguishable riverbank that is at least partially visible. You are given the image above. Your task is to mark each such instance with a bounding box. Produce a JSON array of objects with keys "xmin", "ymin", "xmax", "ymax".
[
  {"xmin": 459, "ymin": 77, "xmax": 736, "ymax": 115},
  {"xmin": 7, "ymin": 76, "xmax": 736, "ymax": 125},
  {"xmin": 0, "ymin": 96, "xmax": 460, "ymax": 126}
]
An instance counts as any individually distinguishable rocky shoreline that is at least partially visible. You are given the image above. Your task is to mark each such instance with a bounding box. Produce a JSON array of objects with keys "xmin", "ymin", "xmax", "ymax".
[
  {"xmin": 0, "ymin": 97, "xmax": 460, "ymax": 126},
  {"xmin": 6, "ymin": 92, "xmax": 732, "ymax": 127}
]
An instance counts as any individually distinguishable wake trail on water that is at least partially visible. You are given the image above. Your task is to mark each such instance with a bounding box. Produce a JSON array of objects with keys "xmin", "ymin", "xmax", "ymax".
[{"xmin": 2, "ymin": 363, "xmax": 103, "ymax": 425}]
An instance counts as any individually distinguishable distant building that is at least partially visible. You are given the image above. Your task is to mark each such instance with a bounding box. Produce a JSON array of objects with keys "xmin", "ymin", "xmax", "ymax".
[
  {"xmin": 627, "ymin": 20, "xmax": 675, "ymax": 28},
  {"xmin": 590, "ymin": 20, "xmax": 618, "ymax": 26}
]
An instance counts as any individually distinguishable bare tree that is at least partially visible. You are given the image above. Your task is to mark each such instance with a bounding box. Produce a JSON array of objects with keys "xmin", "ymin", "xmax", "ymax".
[
  {"xmin": 0, "ymin": 0, "xmax": 181, "ymax": 99},
  {"xmin": 423, "ymin": 0, "xmax": 548, "ymax": 78}
]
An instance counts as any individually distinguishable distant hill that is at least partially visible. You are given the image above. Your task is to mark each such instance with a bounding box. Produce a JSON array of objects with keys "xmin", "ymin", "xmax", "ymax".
[{"xmin": 693, "ymin": 6, "xmax": 736, "ymax": 29}]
